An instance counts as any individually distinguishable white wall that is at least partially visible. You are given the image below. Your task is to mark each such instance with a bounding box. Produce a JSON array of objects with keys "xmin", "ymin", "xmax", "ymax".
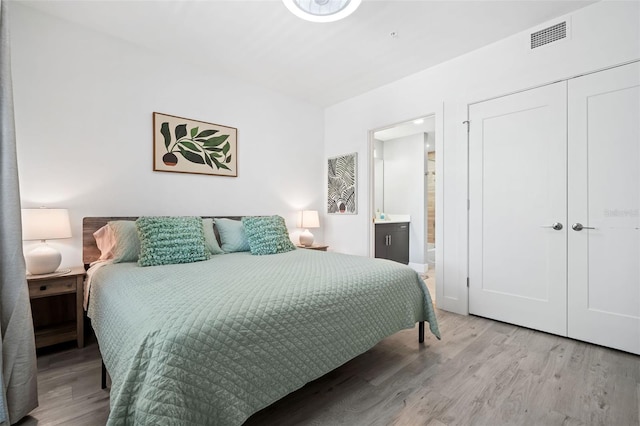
[
  {"xmin": 382, "ymin": 133, "xmax": 427, "ymax": 270},
  {"xmin": 324, "ymin": 1, "xmax": 640, "ymax": 314},
  {"xmin": 10, "ymin": 3, "xmax": 325, "ymax": 267}
]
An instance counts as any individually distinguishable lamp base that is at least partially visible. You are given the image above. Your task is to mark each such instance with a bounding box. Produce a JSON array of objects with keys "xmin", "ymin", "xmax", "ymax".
[
  {"xmin": 25, "ymin": 242, "xmax": 62, "ymax": 275},
  {"xmin": 299, "ymin": 229, "xmax": 315, "ymax": 247}
]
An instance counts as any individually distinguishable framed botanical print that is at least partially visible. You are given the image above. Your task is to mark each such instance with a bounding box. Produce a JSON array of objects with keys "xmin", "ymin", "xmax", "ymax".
[{"xmin": 153, "ymin": 112, "xmax": 237, "ymax": 177}]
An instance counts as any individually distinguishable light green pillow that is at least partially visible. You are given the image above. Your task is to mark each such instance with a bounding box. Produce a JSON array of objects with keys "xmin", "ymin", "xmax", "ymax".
[
  {"xmin": 242, "ymin": 215, "xmax": 296, "ymax": 255},
  {"xmin": 202, "ymin": 218, "xmax": 224, "ymax": 255},
  {"xmin": 214, "ymin": 218, "xmax": 250, "ymax": 253},
  {"xmin": 136, "ymin": 216, "xmax": 210, "ymax": 267},
  {"xmin": 108, "ymin": 220, "xmax": 140, "ymax": 263}
]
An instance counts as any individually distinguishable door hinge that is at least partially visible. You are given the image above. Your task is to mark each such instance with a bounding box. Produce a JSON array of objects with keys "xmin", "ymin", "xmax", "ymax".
[
  {"xmin": 467, "ymin": 199, "xmax": 470, "ymax": 210},
  {"xmin": 463, "ymin": 120, "xmax": 470, "ymax": 132},
  {"xmin": 466, "ymin": 277, "xmax": 469, "ymax": 288}
]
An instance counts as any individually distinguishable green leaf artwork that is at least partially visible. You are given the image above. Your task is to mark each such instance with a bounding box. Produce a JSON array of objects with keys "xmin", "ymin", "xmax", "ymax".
[
  {"xmin": 180, "ymin": 141, "xmax": 199, "ymax": 151},
  {"xmin": 203, "ymin": 135, "xmax": 229, "ymax": 148},
  {"xmin": 211, "ymin": 156, "xmax": 231, "ymax": 171},
  {"xmin": 196, "ymin": 129, "xmax": 218, "ymax": 138},
  {"xmin": 160, "ymin": 121, "xmax": 234, "ymax": 171},
  {"xmin": 160, "ymin": 122, "xmax": 171, "ymax": 149},
  {"xmin": 154, "ymin": 113, "xmax": 237, "ymax": 177},
  {"xmin": 180, "ymin": 147, "xmax": 205, "ymax": 164},
  {"xmin": 175, "ymin": 124, "xmax": 187, "ymax": 141}
]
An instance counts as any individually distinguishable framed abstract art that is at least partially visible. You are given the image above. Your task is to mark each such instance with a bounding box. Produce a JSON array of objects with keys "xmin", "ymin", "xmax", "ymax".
[{"xmin": 327, "ymin": 152, "xmax": 357, "ymax": 214}]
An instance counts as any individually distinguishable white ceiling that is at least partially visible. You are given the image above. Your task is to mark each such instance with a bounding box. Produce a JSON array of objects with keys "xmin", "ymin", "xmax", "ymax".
[{"xmin": 20, "ymin": 0, "xmax": 596, "ymax": 107}]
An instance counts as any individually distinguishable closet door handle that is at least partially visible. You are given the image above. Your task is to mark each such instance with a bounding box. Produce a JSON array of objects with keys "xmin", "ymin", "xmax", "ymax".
[
  {"xmin": 540, "ymin": 222, "xmax": 563, "ymax": 230},
  {"xmin": 572, "ymin": 223, "xmax": 596, "ymax": 231}
]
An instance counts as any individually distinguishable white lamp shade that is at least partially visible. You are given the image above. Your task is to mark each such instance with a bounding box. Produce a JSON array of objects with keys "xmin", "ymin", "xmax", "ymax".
[
  {"xmin": 299, "ymin": 210, "xmax": 320, "ymax": 229},
  {"xmin": 22, "ymin": 208, "xmax": 72, "ymax": 241}
]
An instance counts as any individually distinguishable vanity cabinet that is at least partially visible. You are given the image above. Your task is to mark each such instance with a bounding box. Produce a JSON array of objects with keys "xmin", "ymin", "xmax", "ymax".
[{"xmin": 375, "ymin": 222, "xmax": 409, "ymax": 265}]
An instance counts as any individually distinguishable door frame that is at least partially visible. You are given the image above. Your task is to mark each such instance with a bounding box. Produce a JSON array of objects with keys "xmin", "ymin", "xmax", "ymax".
[{"xmin": 367, "ymin": 109, "xmax": 444, "ymax": 286}]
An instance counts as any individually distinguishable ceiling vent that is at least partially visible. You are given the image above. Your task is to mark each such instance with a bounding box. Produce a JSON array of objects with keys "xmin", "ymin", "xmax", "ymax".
[{"xmin": 530, "ymin": 21, "xmax": 567, "ymax": 50}]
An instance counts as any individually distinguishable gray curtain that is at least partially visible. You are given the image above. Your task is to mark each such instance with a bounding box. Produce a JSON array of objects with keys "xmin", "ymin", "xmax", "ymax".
[{"xmin": 0, "ymin": 0, "xmax": 38, "ymax": 424}]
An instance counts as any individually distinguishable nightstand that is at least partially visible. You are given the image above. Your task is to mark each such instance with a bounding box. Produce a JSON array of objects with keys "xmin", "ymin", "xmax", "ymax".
[
  {"xmin": 27, "ymin": 266, "xmax": 85, "ymax": 349},
  {"xmin": 297, "ymin": 244, "xmax": 329, "ymax": 251}
]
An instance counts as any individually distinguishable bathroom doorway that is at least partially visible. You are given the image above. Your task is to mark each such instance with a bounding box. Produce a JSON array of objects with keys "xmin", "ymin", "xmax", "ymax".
[{"xmin": 369, "ymin": 115, "xmax": 437, "ymax": 300}]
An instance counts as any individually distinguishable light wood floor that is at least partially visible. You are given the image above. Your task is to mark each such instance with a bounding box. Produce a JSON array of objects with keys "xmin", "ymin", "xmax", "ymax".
[{"xmin": 18, "ymin": 308, "xmax": 639, "ymax": 426}]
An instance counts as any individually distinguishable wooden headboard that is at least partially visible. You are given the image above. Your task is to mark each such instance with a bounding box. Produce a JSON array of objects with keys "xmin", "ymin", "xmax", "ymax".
[{"xmin": 82, "ymin": 216, "xmax": 242, "ymax": 268}]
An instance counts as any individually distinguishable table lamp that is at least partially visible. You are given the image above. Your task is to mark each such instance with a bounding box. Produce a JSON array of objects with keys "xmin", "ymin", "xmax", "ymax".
[
  {"xmin": 298, "ymin": 210, "xmax": 320, "ymax": 247},
  {"xmin": 21, "ymin": 208, "xmax": 72, "ymax": 275}
]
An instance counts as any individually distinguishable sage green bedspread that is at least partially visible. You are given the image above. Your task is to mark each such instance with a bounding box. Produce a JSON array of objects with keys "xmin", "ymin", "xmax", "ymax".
[{"xmin": 87, "ymin": 249, "xmax": 439, "ymax": 425}]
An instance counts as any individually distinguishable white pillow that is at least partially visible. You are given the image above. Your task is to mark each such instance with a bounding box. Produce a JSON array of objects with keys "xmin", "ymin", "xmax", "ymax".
[{"xmin": 93, "ymin": 224, "xmax": 116, "ymax": 261}]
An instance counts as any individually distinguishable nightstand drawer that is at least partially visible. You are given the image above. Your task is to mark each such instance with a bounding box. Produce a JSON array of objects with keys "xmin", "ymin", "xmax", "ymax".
[{"xmin": 28, "ymin": 277, "xmax": 76, "ymax": 299}]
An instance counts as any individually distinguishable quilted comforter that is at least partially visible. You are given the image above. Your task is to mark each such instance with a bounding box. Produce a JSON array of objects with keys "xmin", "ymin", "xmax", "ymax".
[{"xmin": 87, "ymin": 249, "xmax": 439, "ymax": 425}]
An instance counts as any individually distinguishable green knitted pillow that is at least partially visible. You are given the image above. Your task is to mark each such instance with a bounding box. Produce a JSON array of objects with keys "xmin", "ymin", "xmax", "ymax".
[
  {"xmin": 242, "ymin": 215, "xmax": 296, "ymax": 256},
  {"xmin": 136, "ymin": 216, "xmax": 210, "ymax": 267}
]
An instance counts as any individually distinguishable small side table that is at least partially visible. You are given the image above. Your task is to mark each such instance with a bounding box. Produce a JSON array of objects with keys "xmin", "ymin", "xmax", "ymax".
[
  {"xmin": 27, "ymin": 266, "xmax": 85, "ymax": 349},
  {"xmin": 297, "ymin": 244, "xmax": 329, "ymax": 251}
]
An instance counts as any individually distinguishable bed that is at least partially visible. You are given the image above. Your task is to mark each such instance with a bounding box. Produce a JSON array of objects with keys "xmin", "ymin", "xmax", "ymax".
[{"xmin": 82, "ymin": 216, "xmax": 440, "ymax": 425}]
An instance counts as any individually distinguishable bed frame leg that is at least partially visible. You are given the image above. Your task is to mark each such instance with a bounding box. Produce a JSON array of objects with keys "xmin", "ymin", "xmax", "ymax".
[
  {"xmin": 418, "ymin": 321, "xmax": 425, "ymax": 344},
  {"xmin": 101, "ymin": 360, "xmax": 107, "ymax": 389}
]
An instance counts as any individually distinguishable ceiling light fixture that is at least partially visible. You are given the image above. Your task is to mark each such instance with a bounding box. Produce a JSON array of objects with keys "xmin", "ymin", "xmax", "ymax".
[{"xmin": 283, "ymin": 0, "xmax": 362, "ymax": 23}]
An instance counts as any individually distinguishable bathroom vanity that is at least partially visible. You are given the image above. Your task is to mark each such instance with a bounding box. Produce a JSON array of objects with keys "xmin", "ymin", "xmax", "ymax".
[{"xmin": 375, "ymin": 219, "xmax": 409, "ymax": 265}]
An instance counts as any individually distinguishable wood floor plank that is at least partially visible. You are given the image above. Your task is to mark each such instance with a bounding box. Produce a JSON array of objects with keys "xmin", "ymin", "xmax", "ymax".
[
  {"xmin": 637, "ymin": 382, "xmax": 640, "ymax": 425},
  {"xmin": 17, "ymin": 343, "xmax": 110, "ymax": 426},
  {"xmin": 553, "ymin": 344, "xmax": 639, "ymax": 426}
]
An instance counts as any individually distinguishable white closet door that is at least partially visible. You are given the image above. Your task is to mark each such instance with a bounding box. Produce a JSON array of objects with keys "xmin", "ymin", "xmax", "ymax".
[
  {"xmin": 568, "ymin": 62, "xmax": 640, "ymax": 354},
  {"xmin": 469, "ymin": 82, "xmax": 568, "ymax": 336}
]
